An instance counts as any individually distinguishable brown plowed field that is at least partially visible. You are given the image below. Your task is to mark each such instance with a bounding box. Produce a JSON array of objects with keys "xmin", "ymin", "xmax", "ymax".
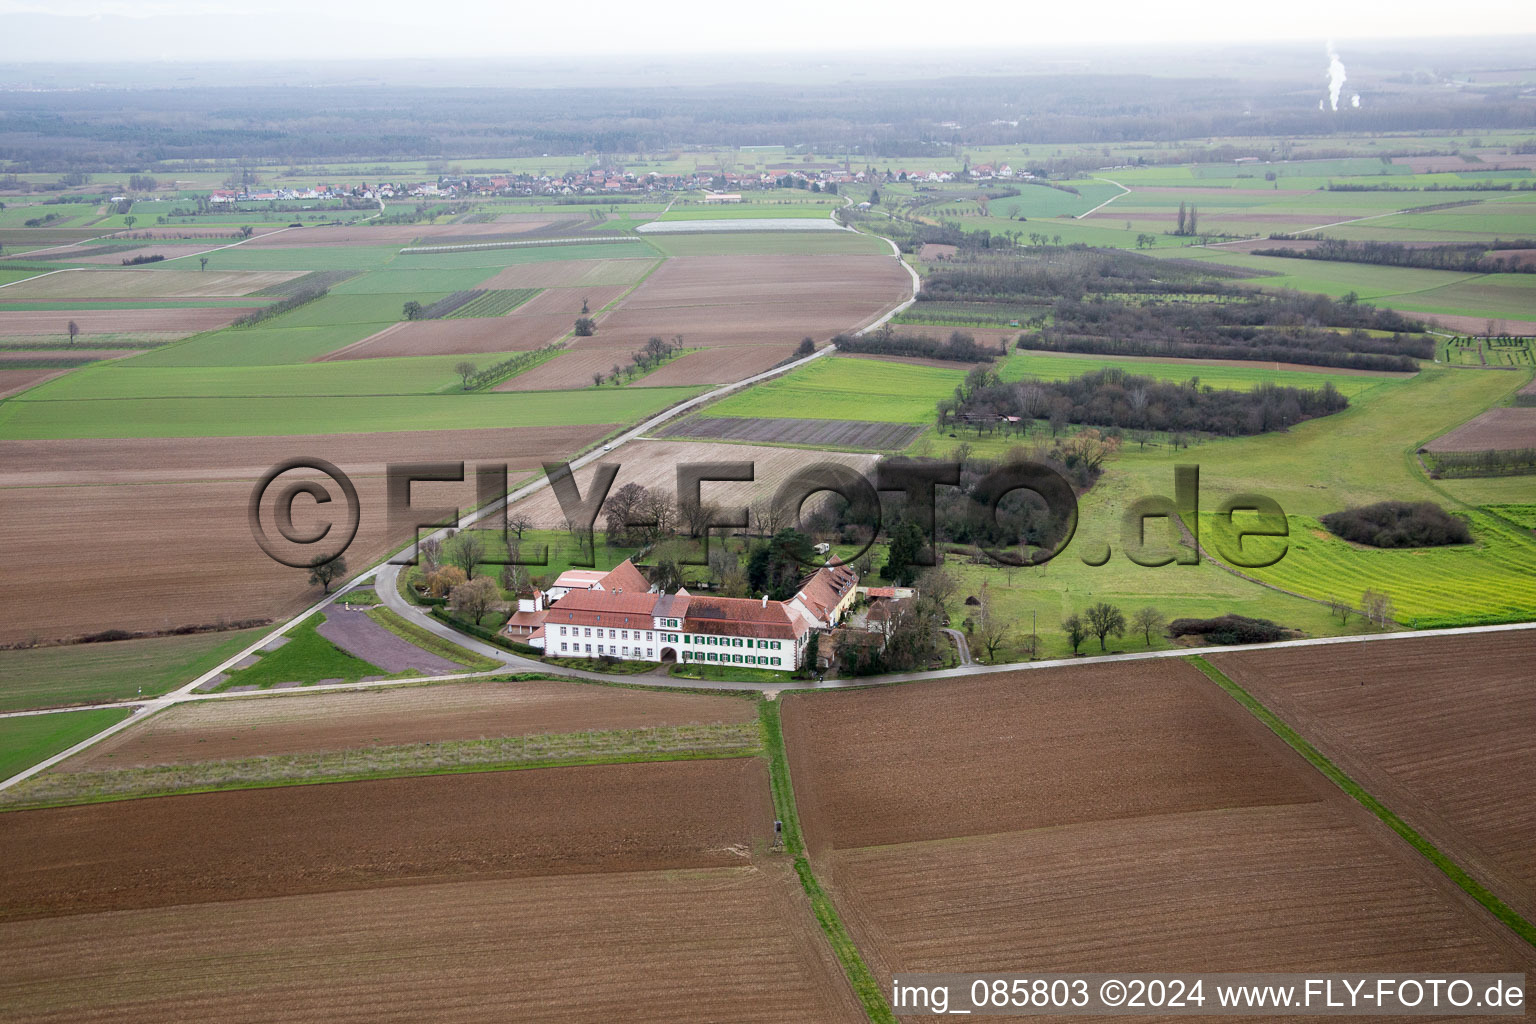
[
  {"xmin": 482, "ymin": 257, "xmax": 657, "ymax": 289},
  {"xmin": 826, "ymin": 804, "xmax": 1533, "ymax": 988},
  {"xmin": 661, "ymin": 415, "xmax": 925, "ymax": 450},
  {"xmin": 0, "ymin": 865, "xmax": 863, "ymax": 1024},
  {"xmin": 503, "ymin": 439, "xmax": 877, "ymax": 529},
  {"xmin": 1420, "ymin": 313, "xmax": 1536, "ymax": 336},
  {"xmin": 0, "ymin": 269, "xmax": 301, "ymax": 299},
  {"xmin": 0, "ymin": 757, "xmax": 772, "ymax": 920},
  {"xmin": 1486, "ymin": 249, "xmax": 1536, "ymax": 269},
  {"xmin": 64, "ymin": 679, "xmax": 756, "ymax": 768},
  {"xmin": 0, "ymin": 306, "xmax": 258, "ymax": 337},
  {"xmin": 784, "ymin": 660, "xmax": 1316, "ymax": 852},
  {"xmin": 591, "ymin": 254, "xmax": 910, "ymax": 353},
  {"xmin": 491, "ymin": 341, "xmax": 639, "ymax": 390},
  {"xmin": 512, "ymin": 284, "xmax": 630, "ymax": 315},
  {"xmin": 783, "ymin": 660, "xmax": 1536, "ymax": 1001},
  {"xmin": 0, "ymin": 425, "xmax": 607, "ymax": 643},
  {"xmin": 0, "ymin": 368, "xmax": 65, "ymax": 399},
  {"xmin": 70, "ymin": 245, "xmax": 218, "ymax": 264},
  {"xmin": 1209, "ymin": 632, "xmax": 1536, "ymax": 922},
  {"xmin": 0, "ymin": 348, "xmax": 136, "ymax": 364},
  {"xmin": 319, "ymin": 314, "xmax": 573, "ymax": 359},
  {"xmin": 1424, "ymin": 406, "xmax": 1536, "ymax": 451},
  {"xmin": 635, "ymin": 345, "xmax": 792, "ymax": 387}
]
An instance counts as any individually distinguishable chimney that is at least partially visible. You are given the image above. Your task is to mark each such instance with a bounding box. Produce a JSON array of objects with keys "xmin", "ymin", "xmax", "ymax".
[{"xmin": 761, "ymin": 594, "xmax": 768, "ymax": 607}]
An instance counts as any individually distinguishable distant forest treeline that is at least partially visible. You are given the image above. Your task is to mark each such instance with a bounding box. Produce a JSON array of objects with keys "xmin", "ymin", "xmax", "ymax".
[{"xmin": 1, "ymin": 71, "xmax": 1534, "ymax": 171}]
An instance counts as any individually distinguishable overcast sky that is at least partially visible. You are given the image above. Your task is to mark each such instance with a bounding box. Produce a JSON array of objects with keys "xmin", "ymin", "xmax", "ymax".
[{"xmin": 2, "ymin": 0, "xmax": 1534, "ymax": 60}]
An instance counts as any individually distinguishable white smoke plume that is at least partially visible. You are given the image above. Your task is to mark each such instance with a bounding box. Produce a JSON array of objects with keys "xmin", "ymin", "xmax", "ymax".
[{"xmin": 1325, "ymin": 43, "xmax": 1347, "ymax": 112}]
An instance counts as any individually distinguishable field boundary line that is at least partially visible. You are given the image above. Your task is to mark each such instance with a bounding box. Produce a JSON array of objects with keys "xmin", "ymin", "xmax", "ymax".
[
  {"xmin": 1077, "ymin": 177, "xmax": 1131, "ymax": 219},
  {"xmin": 398, "ymin": 236, "xmax": 652, "ymax": 255},
  {"xmin": 0, "ymin": 743, "xmax": 762, "ymax": 814},
  {"xmin": 1189, "ymin": 655, "xmax": 1536, "ymax": 949},
  {"xmin": 0, "ymin": 267, "xmax": 82, "ymax": 291},
  {"xmin": 761, "ymin": 697, "xmax": 898, "ymax": 1024}
]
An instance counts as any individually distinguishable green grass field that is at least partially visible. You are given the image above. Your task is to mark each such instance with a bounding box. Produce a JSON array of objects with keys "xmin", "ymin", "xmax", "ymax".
[
  {"xmin": 0, "ymin": 707, "xmax": 134, "ymax": 781},
  {"xmin": 115, "ymin": 321, "xmax": 390, "ymax": 366},
  {"xmin": 15, "ymin": 352, "xmax": 531, "ymax": 400},
  {"xmin": 182, "ymin": 245, "xmax": 405, "ymax": 271},
  {"xmin": 261, "ymin": 290, "xmax": 439, "ymax": 329},
  {"xmin": 1238, "ymin": 511, "xmax": 1536, "ymax": 628},
  {"xmin": 329, "ymin": 267, "xmax": 501, "ymax": 294},
  {"xmin": 1001, "ymin": 350, "xmax": 1402, "ymax": 396},
  {"xmin": 388, "ymin": 240, "xmax": 657, "ymax": 270},
  {"xmin": 705, "ymin": 355, "xmax": 963, "ymax": 423},
  {"xmin": 0, "ymin": 629, "xmax": 266, "ymax": 713},
  {"xmin": 0, "ymin": 384, "xmax": 702, "ymax": 438}
]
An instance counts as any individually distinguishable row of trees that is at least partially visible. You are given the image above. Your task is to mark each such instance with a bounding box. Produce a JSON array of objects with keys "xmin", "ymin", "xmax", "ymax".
[
  {"xmin": 1174, "ymin": 202, "xmax": 1199, "ymax": 236},
  {"xmin": 1060, "ymin": 603, "xmax": 1167, "ymax": 654},
  {"xmin": 1424, "ymin": 447, "xmax": 1536, "ymax": 478},
  {"xmin": 1253, "ymin": 237, "xmax": 1536, "ymax": 275},
  {"xmin": 591, "ymin": 335, "xmax": 686, "ymax": 387},
  {"xmin": 832, "ymin": 326, "xmax": 1003, "ymax": 363},
  {"xmin": 944, "ymin": 365, "xmax": 1350, "ymax": 439}
]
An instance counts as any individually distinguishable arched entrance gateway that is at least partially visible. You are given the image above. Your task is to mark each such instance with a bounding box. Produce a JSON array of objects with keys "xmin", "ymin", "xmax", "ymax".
[{"xmin": 658, "ymin": 647, "xmax": 678, "ymax": 663}]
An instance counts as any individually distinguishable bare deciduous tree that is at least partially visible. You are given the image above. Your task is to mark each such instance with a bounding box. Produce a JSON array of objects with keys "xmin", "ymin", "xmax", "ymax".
[
  {"xmin": 1086, "ymin": 601, "xmax": 1126, "ymax": 652},
  {"xmin": 449, "ymin": 576, "xmax": 501, "ymax": 625},
  {"xmin": 974, "ymin": 583, "xmax": 1012, "ymax": 664},
  {"xmin": 916, "ymin": 565, "xmax": 959, "ymax": 610},
  {"xmin": 1131, "ymin": 606, "xmax": 1167, "ymax": 646},
  {"xmin": 1063, "ymin": 613, "xmax": 1088, "ymax": 654},
  {"xmin": 449, "ymin": 530, "xmax": 487, "ymax": 580},
  {"xmin": 307, "ymin": 555, "xmax": 348, "ymax": 594}
]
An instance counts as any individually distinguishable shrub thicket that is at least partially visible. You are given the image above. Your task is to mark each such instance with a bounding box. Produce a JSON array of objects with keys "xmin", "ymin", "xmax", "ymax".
[{"xmin": 1320, "ymin": 501, "xmax": 1472, "ymax": 548}]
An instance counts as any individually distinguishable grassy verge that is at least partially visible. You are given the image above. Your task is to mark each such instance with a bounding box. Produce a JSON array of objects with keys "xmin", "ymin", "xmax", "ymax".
[
  {"xmin": 670, "ymin": 663, "xmax": 795, "ymax": 683},
  {"xmin": 760, "ymin": 697, "xmax": 896, "ymax": 1023},
  {"xmin": 1190, "ymin": 655, "xmax": 1536, "ymax": 948},
  {"xmin": 336, "ymin": 588, "xmax": 379, "ymax": 605},
  {"xmin": 542, "ymin": 655, "xmax": 657, "ymax": 675},
  {"xmin": 0, "ymin": 707, "xmax": 134, "ymax": 781},
  {"xmin": 365, "ymin": 607, "xmax": 499, "ymax": 671},
  {"xmin": 0, "ymin": 722, "xmax": 761, "ymax": 810},
  {"xmin": 218, "ymin": 614, "xmax": 387, "ymax": 690}
]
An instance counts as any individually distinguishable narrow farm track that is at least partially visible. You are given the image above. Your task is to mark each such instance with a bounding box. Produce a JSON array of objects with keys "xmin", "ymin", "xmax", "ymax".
[{"xmin": 1076, "ymin": 177, "xmax": 1131, "ymax": 219}]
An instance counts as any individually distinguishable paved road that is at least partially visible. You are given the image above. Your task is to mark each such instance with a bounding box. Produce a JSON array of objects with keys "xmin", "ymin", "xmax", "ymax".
[{"xmin": 941, "ymin": 627, "xmax": 973, "ymax": 665}]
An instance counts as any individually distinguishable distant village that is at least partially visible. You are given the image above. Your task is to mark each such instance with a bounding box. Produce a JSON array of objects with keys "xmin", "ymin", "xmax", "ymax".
[{"xmin": 208, "ymin": 162, "xmax": 1034, "ymax": 204}]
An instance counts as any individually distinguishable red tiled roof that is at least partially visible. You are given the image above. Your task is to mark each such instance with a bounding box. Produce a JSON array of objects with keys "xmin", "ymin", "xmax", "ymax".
[
  {"xmin": 599, "ymin": 559, "xmax": 649, "ymax": 595},
  {"xmin": 552, "ymin": 588, "xmax": 658, "ymax": 628},
  {"xmin": 683, "ymin": 596, "xmax": 801, "ymax": 640},
  {"xmin": 795, "ymin": 565, "xmax": 857, "ymax": 621}
]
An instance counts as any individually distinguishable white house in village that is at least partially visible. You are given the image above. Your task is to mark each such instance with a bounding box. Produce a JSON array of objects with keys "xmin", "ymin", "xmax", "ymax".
[{"xmin": 510, "ymin": 559, "xmax": 858, "ymax": 670}]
